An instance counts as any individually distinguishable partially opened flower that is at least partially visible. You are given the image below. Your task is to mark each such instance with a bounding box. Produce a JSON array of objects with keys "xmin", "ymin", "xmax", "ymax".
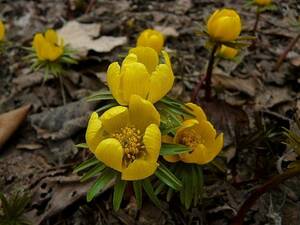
[
  {"xmin": 86, "ymin": 95, "xmax": 161, "ymax": 180},
  {"xmin": 207, "ymin": 9, "xmax": 241, "ymax": 42},
  {"xmin": 33, "ymin": 29, "xmax": 64, "ymax": 61},
  {"xmin": 218, "ymin": 45, "xmax": 238, "ymax": 59},
  {"xmin": 164, "ymin": 103, "xmax": 223, "ymax": 164},
  {"xmin": 255, "ymin": 0, "xmax": 272, "ymax": 6},
  {"xmin": 0, "ymin": 20, "xmax": 5, "ymax": 41},
  {"xmin": 107, "ymin": 46, "xmax": 174, "ymax": 105},
  {"xmin": 137, "ymin": 29, "xmax": 164, "ymax": 53}
]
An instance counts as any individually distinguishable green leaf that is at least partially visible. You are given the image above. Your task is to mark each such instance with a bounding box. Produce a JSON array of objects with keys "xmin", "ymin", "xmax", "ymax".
[
  {"xmin": 192, "ymin": 165, "xmax": 203, "ymax": 206},
  {"xmin": 87, "ymin": 168, "xmax": 116, "ymax": 202},
  {"xmin": 96, "ymin": 102, "xmax": 118, "ymax": 113},
  {"xmin": 73, "ymin": 157, "xmax": 99, "ymax": 174},
  {"xmin": 166, "ymin": 187, "xmax": 174, "ymax": 202},
  {"xmin": 85, "ymin": 90, "xmax": 114, "ymax": 102},
  {"xmin": 80, "ymin": 163, "xmax": 106, "ymax": 182},
  {"xmin": 160, "ymin": 143, "xmax": 191, "ymax": 156},
  {"xmin": 113, "ymin": 178, "xmax": 127, "ymax": 211},
  {"xmin": 142, "ymin": 179, "xmax": 161, "ymax": 208},
  {"xmin": 155, "ymin": 162, "xmax": 182, "ymax": 191},
  {"xmin": 182, "ymin": 167, "xmax": 193, "ymax": 209},
  {"xmin": 75, "ymin": 143, "xmax": 88, "ymax": 148},
  {"xmin": 133, "ymin": 180, "xmax": 143, "ymax": 209},
  {"xmin": 154, "ymin": 182, "xmax": 166, "ymax": 195}
]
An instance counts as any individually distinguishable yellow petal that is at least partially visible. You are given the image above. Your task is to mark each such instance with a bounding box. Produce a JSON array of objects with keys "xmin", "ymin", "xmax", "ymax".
[
  {"xmin": 214, "ymin": 16, "xmax": 241, "ymax": 42},
  {"xmin": 136, "ymin": 29, "xmax": 164, "ymax": 53},
  {"xmin": 121, "ymin": 159, "xmax": 158, "ymax": 180},
  {"xmin": 47, "ymin": 46, "xmax": 63, "ymax": 61},
  {"xmin": 100, "ymin": 106, "xmax": 129, "ymax": 134},
  {"xmin": 94, "ymin": 138, "xmax": 124, "ymax": 172},
  {"xmin": 162, "ymin": 135, "xmax": 174, "ymax": 144},
  {"xmin": 0, "ymin": 20, "xmax": 5, "ymax": 41},
  {"xmin": 180, "ymin": 144, "xmax": 208, "ymax": 164},
  {"xmin": 162, "ymin": 50, "xmax": 172, "ymax": 69},
  {"xmin": 33, "ymin": 33, "xmax": 46, "ymax": 60},
  {"xmin": 143, "ymin": 124, "xmax": 161, "ymax": 162},
  {"xmin": 128, "ymin": 95, "xmax": 160, "ymax": 132},
  {"xmin": 148, "ymin": 64, "xmax": 174, "ymax": 103},
  {"xmin": 207, "ymin": 9, "xmax": 220, "ymax": 33},
  {"xmin": 129, "ymin": 47, "xmax": 159, "ymax": 73},
  {"xmin": 192, "ymin": 121, "xmax": 217, "ymax": 145},
  {"xmin": 163, "ymin": 154, "xmax": 180, "ymax": 163},
  {"xmin": 120, "ymin": 62, "xmax": 150, "ymax": 103},
  {"xmin": 106, "ymin": 62, "xmax": 127, "ymax": 105},
  {"xmin": 122, "ymin": 53, "xmax": 138, "ymax": 66},
  {"xmin": 45, "ymin": 29, "xmax": 58, "ymax": 45},
  {"xmin": 85, "ymin": 112, "xmax": 103, "ymax": 153},
  {"xmin": 185, "ymin": 103, "xmax": 207, "ymax": 121},
  {"xmin": 174, "ymin": 119, "xmax": 199, "ymax": 143}
]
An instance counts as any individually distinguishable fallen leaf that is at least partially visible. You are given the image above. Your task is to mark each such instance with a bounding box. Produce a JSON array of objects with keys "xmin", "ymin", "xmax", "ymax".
[
  {"xmin": 154, "ymin": 25, "xmax": 179, "ymax": 38},
  {"xmin": 213, "ymin": 73, "xmax": 258, "ymax": 97},
  {"xmin": 30, "ymin": 100, "xmax": 97, "ymax": 140},
  {"xmin": 0, "ymin": 105, "xmax": 31, "ymax": 149},
  {"xmin": 58, "ymin": 20, "xmax": 127, "ymax": 56},
  {"xmin": 16, "ymin": 143, "xmax": 43, "ymax": 150}
]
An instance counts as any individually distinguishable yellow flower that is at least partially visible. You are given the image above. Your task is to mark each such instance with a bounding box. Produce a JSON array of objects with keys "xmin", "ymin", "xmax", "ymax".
[
  {"xmin": 107, "ymin": 46, "xmax": 174, "ymax": 105},
  {"xmin": 0, "ymin": 20, "xmax": 5, "ymax": 41},
  {"xmin": 86, "ymin": 95, "xmax": 161, "ymax": 181},
  {"xmin": 207, "ymin": 9, "xmax": 241, "ymax": 42},
  {"xmin": 255, "ymin": 0, "xmax": 272, "ymax": 6},
  {"xmin": 218, "ymin": 45, "xmax": 238, "ymax": 59},
  {"xmin": 33, "ymin": 29, "xmax": 64, "ymax": 61},
  {"xmin": 163, "ymin": 103, "xmax": 223, "ymax": 164},
  {"xmin": 137, "ymin": 29, "xmax": 164, "ymax": 53}
]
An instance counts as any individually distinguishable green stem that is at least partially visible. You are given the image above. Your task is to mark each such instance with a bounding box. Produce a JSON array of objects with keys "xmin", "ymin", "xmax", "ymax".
[{"xmin": 230, "ymin": 166, "xmax": 300, "ymax": 225}]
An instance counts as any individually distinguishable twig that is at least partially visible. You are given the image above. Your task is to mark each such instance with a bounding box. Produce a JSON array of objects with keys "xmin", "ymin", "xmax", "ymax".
[
  {"xmin": 59, "ymin": 76, "xmax": 66, "ymax": 105},
  {"xmin": 230, "ymin": 166, "xmax": 300, "ymax": 225},
  {"xmin": 273, "ymin": 33, "xmax": 300, "ymax": 71},
  {"xmin": 252, "ymin": 7, "xmax": 261, "ymax": 34}
]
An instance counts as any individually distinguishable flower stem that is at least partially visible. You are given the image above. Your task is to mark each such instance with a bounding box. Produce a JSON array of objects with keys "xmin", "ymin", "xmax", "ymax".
[
  {"xmin": 191, "ymin": 43, "xmax": 218, "ymax": 102},
  {"xmin": 252, "ymin": 7, "xmax": 261, "ymax": 34},
  {"xmin": 230, "ymin": 166, "xmax": 300, "ymax": 225},
  {"xmin": 273, "ymin": 33, "xmax": 300, "ymax": 71}
]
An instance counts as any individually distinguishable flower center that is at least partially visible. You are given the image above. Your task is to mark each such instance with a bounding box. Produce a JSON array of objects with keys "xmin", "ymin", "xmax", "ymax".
[
  {"xmin": 179, "ymin": 131, "xmax": 205, "ymax": 149},
  {"xmin": 112, "ymin": 126, "xmax": 145, "ymax": 164}
]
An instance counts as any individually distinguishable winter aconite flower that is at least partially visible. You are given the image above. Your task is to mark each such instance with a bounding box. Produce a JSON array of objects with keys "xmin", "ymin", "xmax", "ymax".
[
  {"xmin": 137, "ymin": 29, "xmax": 164, "ymax": 53},
  {"xmin": 0, "ymin": 20, "xmax": 5, "ymax": 41},
  {"xmin": 218, "ymin": 45, "xmax": 238, "ymax": 59},
  {"xmin": 33, "ymin": 29, "xmax": 64, "ymax": 61},
  {"xmin": 164, "ymin": 103, "xmax": 223, "ymax": 164},
  {"xmin": 107, "ymin": 46, "xmax": 174, "ymax": 105},
  {"xmin": 86, "ymin": 95, "xmax": 161, "ymax": 180},
  {"xmin": 207, "ymin": 9, "xmax": 241, "ymax": 42},
  {"xmin": 255, "ymin": 0, "xmax": 272, "ymax": 6}
]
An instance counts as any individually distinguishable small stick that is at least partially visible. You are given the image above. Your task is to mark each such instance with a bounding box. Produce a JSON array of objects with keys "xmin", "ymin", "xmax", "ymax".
[
  {"xmin": 273, "ymin": 33, "xmax": 300, "ymax": 71},
  {"xmin": 59, "ymin": 76, "xmax": 66, "ymax": 105},
  {"xmin": 230, "ymin": 166, "xmax": 300, "ymax": 225}
]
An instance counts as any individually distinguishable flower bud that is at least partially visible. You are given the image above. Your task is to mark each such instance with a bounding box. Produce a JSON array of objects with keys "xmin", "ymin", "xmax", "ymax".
[
  {"xmin": 255, "ymin": 0, "xmax": 272, "ymax": 6},
  {"xmin": 218, "ymin": 45, "xmax": 238, "ymax": 59},
  {"xmin": 137, "ymin": 29, "xmax": 164, "ymax": 53},
  {"xmin": 207, "ymin": 9, "xmax": 241, "ymax": 42}
]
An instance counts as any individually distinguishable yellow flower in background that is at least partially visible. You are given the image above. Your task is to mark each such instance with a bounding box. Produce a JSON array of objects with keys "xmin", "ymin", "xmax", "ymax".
[
  {"xmin": 107, "ymin": 46, "xmax": 174, "ymax": 105},
  {"xmin": 0, "ymin": 20, "xmax": 5, "ymax": 41},
  {"xmin": 86, "ymin": 95, "xmax": 161, "ymax": 181},
  {"xmin": 255, "ymin": 0, "xmax": 272, "ymax": 6},
  {"xmin": 137, "ymin": 29, "xmax": 164, "ymax": 53},
  {"xmin": 33, "ymin": 29, "xmax": 64, "ymax": 61},
  {"xmin": 164, "ymin": 103, "xmax": 223, "ymax": 164},
  {"xmin": 207, "ymin": 9, "xmax": 241, "ymax": 42},
  {"xmin": 218, "ymin": 45, "xmax": 238, "ymax": 59}
]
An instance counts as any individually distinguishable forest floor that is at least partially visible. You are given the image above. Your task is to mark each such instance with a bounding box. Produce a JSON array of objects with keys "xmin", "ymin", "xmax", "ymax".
[{"xmin": 0, "ymin": 0, "xmax": 300, "ymax": 224}]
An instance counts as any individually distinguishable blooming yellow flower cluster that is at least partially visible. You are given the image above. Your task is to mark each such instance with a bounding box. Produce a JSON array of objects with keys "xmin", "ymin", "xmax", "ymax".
[
  {"xmin": 85, "ymin": 28, "xmax": 224, "ymax": 181},
  {"xmin": 33, "ymin": 29, "xmax": 64, "ymax": 61}
]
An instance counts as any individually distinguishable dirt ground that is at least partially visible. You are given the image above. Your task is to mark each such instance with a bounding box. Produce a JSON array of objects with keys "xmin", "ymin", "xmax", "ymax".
[{"xmin": 0, "ymin": 0, "xmax": 300, "ymax": 224}]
